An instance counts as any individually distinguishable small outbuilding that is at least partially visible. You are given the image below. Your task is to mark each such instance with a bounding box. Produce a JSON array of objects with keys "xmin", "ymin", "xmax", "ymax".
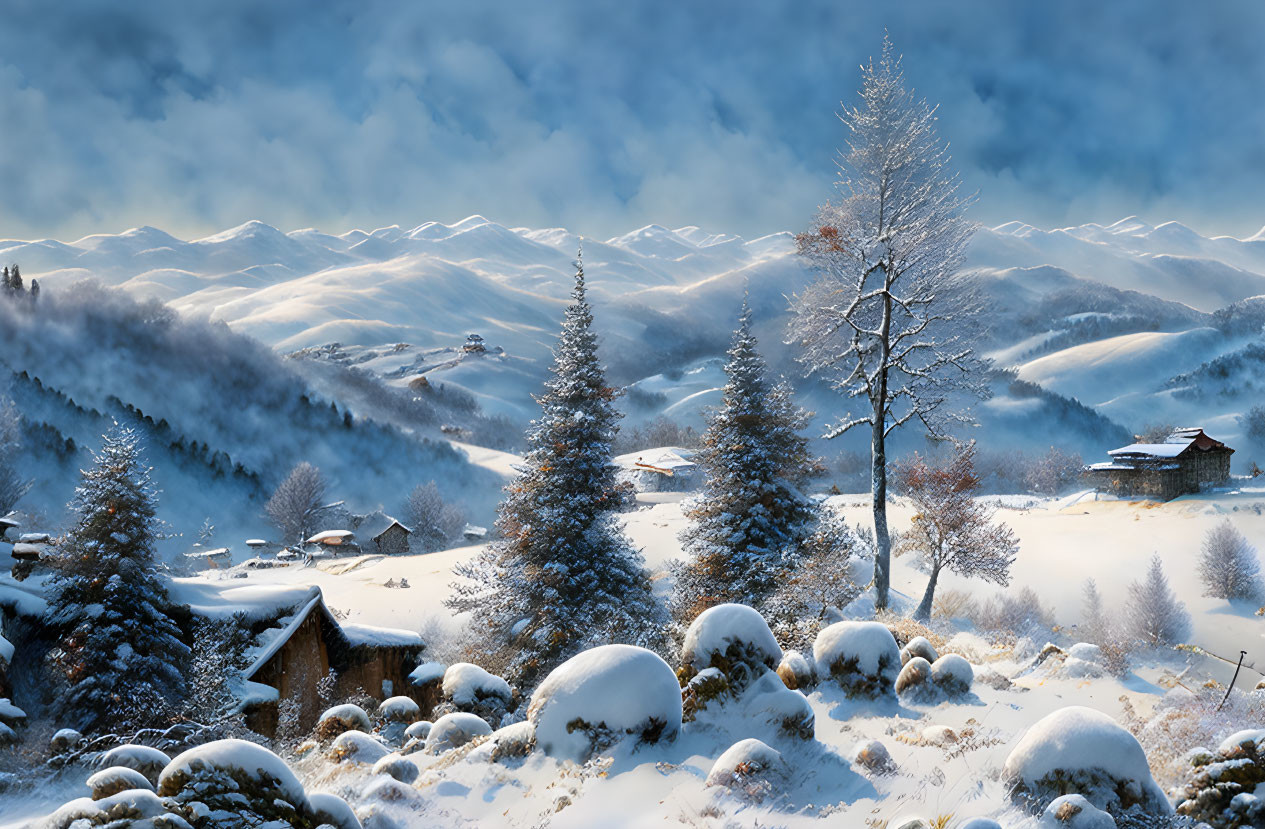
[
  {"xmin": 614, "ymin": 447, "xmax": 700, "ymax": 492},
  {"xmin": 306, "ymin": 529, "xmax": 355, "ymax": 549},
  {"xmin": 1084, "ymin": 427, "xmax": 1234, "ymax": 500},
  {"xmin": 354, "ymin": 511, "xmax": 411, "ymax": 555}
]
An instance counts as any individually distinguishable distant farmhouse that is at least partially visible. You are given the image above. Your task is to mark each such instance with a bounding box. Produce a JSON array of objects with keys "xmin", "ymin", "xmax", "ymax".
[
  {"xmin": 1084, "ymin": 427, "xmax": 1233, "ymax": 500},
  {"xmin": 354, "ymin": 511, "xmax": 411, "ymax": 555}
]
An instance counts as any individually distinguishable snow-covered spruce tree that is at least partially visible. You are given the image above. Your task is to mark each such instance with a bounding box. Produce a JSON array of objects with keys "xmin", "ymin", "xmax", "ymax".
[
  {"xmin": 790, "ymin": 36, "xmax": 985, "ymax": 611},
  {"xmin": 1197, "ymin": 519, "xmax": 1264, "ymax": 603},
  {"xmin": 447, "ymin": 252, "xmax": 663, "ymax": 687},
  {"xmin": 45, "ymin": 426, "xmax": 189, "ymax": 732},
  {"xmin": 893, "ymin": 443, "xmax": 1018, "ymax": 622},
  {"xmin": 1125, "ymin": 554, "xmax": 1191, "ymax": 648},
  {"xmin": 265, "ymin": 461, "xmax": 327, "ymax": 545},
  {"xmin": 673, "ymin": 298, "xmax": 819, "ymax": 623}
]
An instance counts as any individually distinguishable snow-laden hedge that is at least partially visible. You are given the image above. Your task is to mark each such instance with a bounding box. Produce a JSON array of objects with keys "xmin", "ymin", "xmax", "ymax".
[
  {"xmin": 528, "ymin": 644, "xmax": 682, "ymax": 761},
  {"xmin": 1002, "ymin": 706, "xmax": 1173, "ymax": 817}
]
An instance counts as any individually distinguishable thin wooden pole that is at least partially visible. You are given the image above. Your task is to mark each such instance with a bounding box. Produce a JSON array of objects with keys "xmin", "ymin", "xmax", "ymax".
[{"xmin": 1218, "ymin": 650, "xmax": 1248, "ymax": 712}]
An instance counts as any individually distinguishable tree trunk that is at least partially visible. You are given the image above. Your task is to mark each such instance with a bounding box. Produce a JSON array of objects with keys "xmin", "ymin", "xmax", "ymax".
[
  {"xmin": 914, "ymin": 565, "xmax": 939, "ymax": 623},
  {"xmin": 871, "ymin": 416, "xmax": 890, "ymax": 611}
]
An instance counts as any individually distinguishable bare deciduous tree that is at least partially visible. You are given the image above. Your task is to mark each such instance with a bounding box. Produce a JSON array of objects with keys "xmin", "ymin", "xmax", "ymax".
[
  {"xmin": 790, "ymin": 37, "xmax": 985, "ymax": 610},
  {"xmin": 265, "ymin": 462, "xmax": 328, "ymax": 544},
  {"xmin": 1197, "ymin": 520, "xmax": 1264, "ymax": 603},
  {"xmin": 405, "ymin": 481, "xmax": 467, "ymax": 553},
  {"xmin": 894, "ymin": 443, "xmax": 1018, "ymax": 622},
  {"xmin": 0, "ymin": 395, "xmax": 32, "ymax": 514}
]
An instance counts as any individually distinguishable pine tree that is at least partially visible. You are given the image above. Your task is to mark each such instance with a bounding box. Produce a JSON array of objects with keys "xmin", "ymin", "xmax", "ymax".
[
  {"xmin": 1125, "ymin": 554, "xmax": 1191, "ymax": 647},
  {"xmin": 673, "ymin": 297, "xmax": 818, "ymax": 622},
  {"xmin": 9, "ymin": 264, "xmax": 21, "ymax": 293},
  {"xmin": 29, "ymin": 278, "xmax": 39, "ymax": 301},
  {"xmin": 45, "ymin": 426, "xmax": 189, "ymax": 732},
  {"xmin": 1197, "ymin": 520, "xmax": 1264, "ymax": 603},
  {"xmin": 447, "ymin": 251, "xmax": 663, "ymax": 686},
  {"xmin": 1, "ymin": 266, "xmax": 8, "ymax": 293},
  {"xmin": 1081, "ymin": 578, "xmax": 1107, "ymax": 645}
]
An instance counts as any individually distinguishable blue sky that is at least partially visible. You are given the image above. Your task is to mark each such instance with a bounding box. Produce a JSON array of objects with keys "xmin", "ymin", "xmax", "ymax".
[{"xmin": 1, "ymin": 0, "xmax": 1263, "ymax": 241}]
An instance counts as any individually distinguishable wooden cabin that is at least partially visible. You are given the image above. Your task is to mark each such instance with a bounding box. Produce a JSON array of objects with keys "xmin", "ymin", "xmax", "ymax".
[
  {"xmin": 354, "ymin": 511, "xmax": 411, "ymax": 555},
  {"xmin": 239, "ymin": 589, "xmax": 424, "ymax": 736},
  {"xmin": 1084, "ymin": 427, "xmax": 1234, "ymax": 500}
]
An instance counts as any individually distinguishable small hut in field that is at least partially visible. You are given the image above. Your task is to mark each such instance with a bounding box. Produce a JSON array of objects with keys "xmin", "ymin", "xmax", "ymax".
[
  {"xmin": 354, "ymin": 511, "xmax": 411, "ymax": 555},
  {"xmin": 1084, "ymin": 427, "xmax": 1233, "ymax": 500}
]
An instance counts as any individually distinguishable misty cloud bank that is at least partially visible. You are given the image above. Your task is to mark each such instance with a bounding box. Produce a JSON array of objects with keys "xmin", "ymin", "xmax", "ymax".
[{"xmin": 1, "ymin": 1, "xmax": 1263, "ymax": 241}]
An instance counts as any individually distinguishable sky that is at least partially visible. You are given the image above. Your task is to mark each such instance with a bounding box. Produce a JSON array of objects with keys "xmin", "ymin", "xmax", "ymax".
[{"xmin": 1, "ymin": 0, "xmax": 1263, "ymax": 242}]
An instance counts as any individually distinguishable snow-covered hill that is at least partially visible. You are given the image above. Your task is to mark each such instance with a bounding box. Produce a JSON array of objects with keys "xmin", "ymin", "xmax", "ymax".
[{"xmin": 5, "ymin": 213, "xmax": 1265, "ymax": 467}]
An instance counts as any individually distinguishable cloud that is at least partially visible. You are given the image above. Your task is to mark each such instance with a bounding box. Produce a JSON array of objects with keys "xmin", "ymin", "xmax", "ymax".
[{"xmin": 1, "ymin": 0, "xmax": 1263, "ymax": 241}]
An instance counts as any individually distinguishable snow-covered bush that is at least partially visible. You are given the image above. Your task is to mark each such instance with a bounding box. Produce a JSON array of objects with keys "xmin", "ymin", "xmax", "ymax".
[
  {"xmin": 1176, "ymin": 729, "xmax": 1265, "ymax": 827},
  {"xmin": 329, "ymin": 730, "xmax": 391, "ymax": 765},
  {"xmin": 377, "ymin": 695, "xmax": 421, "ymax": 724},
  {"xmin": 158, "ymin": 738, "xmax": 314, "ymax": 827},
  {"xmin": 679, "ymin": 603, "xmax": 783, "ymax": 690},
  {"xmin": 467, "ymin": 721, "xmax": 537, "ymax": 764},
  {"xmin": 776, "ymin": 649, "xmax": 817, "ymax": 691},
  {"xmin": 1040, "ymin": 794, "xmax": 1116, "ymax": 828},
  {"xmin": 682, "ymin": 667, "xmax": 730, "ymax": 722},
  {"xmin": 1124, "ymin": 555, "xmax": 1190, "ymax": 647},
  {"xmin": 895, "ymin": 656, "xmax": 933, "ymax": 696},
  {"xmin": 969, "ymin": 586, "xmax": 1055, "ymax": 640},
  {"xmin": 705, "ymin": 738, "xmax": 788, "ymax": 801},
  {"xmin": 929, "ymin": 654, "xmax": 973, "ymax": 697},
  {"xmin": 527, "ymin": 644, "xmax": 682, "ymax": 762},
  {"xmin": 900, "ymin": 636, "xmax": 938, "ymax": 665},
  {"xmin": 308, "ymin": 791, "xmax": 362, "ymax": 829},
  {"xmin": 1002, "ymin": 706, "xmax": 1172, "ymax": 817},
  {"xmin": 372, "ymin": 752, "xmax": 420, "ymax": 784},
  {"xmin": 851, "ymin": 739, "xmax": 896, "ymax": 775},
  {"xmin": 425, "ymin": 712, "xmax": 493, "ymax": 754},
  {"xmin": 1063, "ymin": 643, "xmax": 1106, "ymax": 679},
  {"xmin": 813, "ymin": 621, "xmax": 900, "ymax": 698},
  {"xmin": 97, "ymin": 744, "xmax": 171, "ymax": 785},
  {"xmin": 50, "ymin": 727, "xmax": 83, "ymax": 754},
  {"xmin": 86, "ymin": 765, "xmax": 154, "ymax": 799},
  {"xmin": 41, "ymin": 789, "xmax": 176, "ymax": 829},
  {"xmin": 432, "ymin": 662, "xmax": 513, "ymax": 727},
  {"xmin": 316, "ymin": 703, "xmax": 372, "ymax": 741},
  {"xmin": 736, "ymin": 670, "xmax": 815, "ymax": 741}
]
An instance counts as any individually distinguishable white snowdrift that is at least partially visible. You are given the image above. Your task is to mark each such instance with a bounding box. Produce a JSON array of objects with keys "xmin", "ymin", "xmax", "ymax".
[
  {"xmin": 157, "ymin": 738, "xmax": 308, "ymax": 807},
  {"xmin": 528, "ymin": 644, "xmax": 682, "ymax": 762},
  {"xmin": 442, "ymin": 662, "xmax": 512, "ymax": 706}
]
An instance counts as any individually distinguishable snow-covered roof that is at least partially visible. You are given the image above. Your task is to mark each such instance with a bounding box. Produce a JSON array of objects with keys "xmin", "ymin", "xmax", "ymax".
[
  {"xmin": 614, "ymin": 447, "xmax": 698, "ymax": 476},
  {"xmin": 17, "ymin": 533, "xmax": 50, "ymax": 544},
  {"xmin": 245, "ymin": 539, "xmax": 269, "ymax": 547},
  {"xmin": 356, "ymin": 510, "xmax": 411, "ymax": 541},
  {"xmin": 1108, "ymin": 442, "xmax": 1189, "ymax": 458},
  {"xmin": 306, "ymin": 529, "xmax": 354, "ymax": 545},
  {"xmin": 169, "ymin": 580, "xmax": 319, "ymax": 622},
  {"xmin": 184, "ymin": 546, "xmax": 230, "ymax": 559},
  {"xmin": 340, "ymin": 621, "xmax": 423, "ymax": 649},
  {"xmin": 11, "ymin": 542, "xmax": 46, "ymax": 558}
]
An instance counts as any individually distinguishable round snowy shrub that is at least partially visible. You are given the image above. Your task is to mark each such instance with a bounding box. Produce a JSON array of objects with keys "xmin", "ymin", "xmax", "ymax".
[
  {"xmin": 371, "ymin": 752, "xmax": 420, "ymax": 784},
  {"xmin": 680, "ymin": 604, "xmax": 783, "ymax": 691},
  {"xmin": 528, "ymin": 644, "xmax": 682, "ymax": 762},
  {"xmin": 705, "ymin": 738, "xmax": 788, "ymax": 800},
  {"xmin": 895, "ymin": 656, "xmax": 932, "ymax": 696},
  {"xmin": 97, "ymin": 744, "xmax": 171, "ymax": 785},
  {"xmin": 1063, "ymin": 643, "xmax": 1106, "ymax": 679},
  {"xmin": 426, "ymin": 711, "xmax": 493, "ymax": 754},
  {"xmin": 1176, "ymin": 728, "xmax": 1265, "ymax": 827},
  {"xmin": 739, "ymin": 671, "xmax": 815, "ymax": 741},
  {"xmin": 682, "ymin": 667, "xmax": 730, "ymax": 722},
  {"xmin": 434, "ymin": 662, "xmax": 514, "ymax": 727},
  {"xmin": 1040, "ymin": 793, "xmax": 1116, "ymax": 828},
  {"xmin": 776, "ymin": 649, "xmax": 817, "ymax": 691},
  {"xmin": 900, "ymin": 636, "xmax": 938, "ymax": 666},
  {"xmin": 851, "ymin": 739, "xmax": 896, "ymax": 774},
  {"xmin": 467, "ymin": 721, "xmax": 537, "ymax": 764},
  {"xmin": 316, "ymin": 703, "xmax": 371, "ymax": 741},
  {"xmin": 404, "ymin": 720, "xmax": 432, "ymax": 742},
  {"xmin": 51, "ymin": 727, "xmax": 83, "ymax": 754},
  {"xmin": 1002, "ymin": 706, "xmax": 1172, "ymax": 817},
  {"xmin": 43, "ymin": 789, "xmax": 179, "ymax": 829},
  {"xmin": 158, "ymin": 738, "xmax": 312, "ymax": 826},
  {"xmin": 929, "ymin": 654, "xmax": 973, "ymax": 697},
  {"xmin": 308, "ymin": 791, "xmax": 362, "ymax": 829},
  {"xmin": 378, "ymin": 695, "xmax": 421, "ymax": 724},
  {"xmin": 329, "ymin": 731, "xmax": 392, "ymax": 765},
  {"xmin": 814, "ymin": 621, "xmax": 900, "ymax": 698},
  {"xmin": 87, "ymin": 765, "xmax": 154, "ymax": 800}
]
